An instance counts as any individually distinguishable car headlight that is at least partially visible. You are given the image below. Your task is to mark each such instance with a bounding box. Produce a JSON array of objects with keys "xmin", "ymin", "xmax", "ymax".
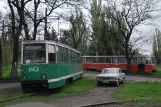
[
  {"xmin": 96, "ymin": 77, "xmax": 100, "ymax": 80},
  {"xmin": 113, "ymin": 77, "xmax": 117, "ymax": 80}
]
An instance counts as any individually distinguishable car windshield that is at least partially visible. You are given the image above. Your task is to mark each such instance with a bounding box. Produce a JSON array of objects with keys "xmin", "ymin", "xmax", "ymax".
[
  {"xmin": 102, "ymin": 69, "xmax": 119, "ymax": 74},
  {"xmin": 23, "ymin": 44, "xmax": 46, "ymax": 64}
]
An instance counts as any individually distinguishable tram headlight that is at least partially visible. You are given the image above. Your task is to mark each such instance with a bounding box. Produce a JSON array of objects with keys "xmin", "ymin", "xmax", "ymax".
[
  {"xmin": 23, "ymin": 75, "xmax": 27, "ymax": 80},
  {"xmin": 42, "ymin": 74, "xmax": 46, "ymax": 79}
]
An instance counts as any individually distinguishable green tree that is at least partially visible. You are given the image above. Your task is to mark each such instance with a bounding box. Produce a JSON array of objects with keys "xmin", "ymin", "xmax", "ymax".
[
  {"xmin": 68, "ymin": 8, "xmax": 87, "ymax": 49},
  {"xmin": 153, "ymin": 28, "xmax": 161, "ymax": 64},
  {"xmin": 90, "ymin": 0, "xmax": 124, "ymax": 56},
  {"xmin": 90, "ymin": 0, "xmax": 102, "ymax": 55}
]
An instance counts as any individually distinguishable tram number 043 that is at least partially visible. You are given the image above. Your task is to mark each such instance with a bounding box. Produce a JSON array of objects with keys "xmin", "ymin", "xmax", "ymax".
[{"xmin": 29, "ymin": 67, "xmax": 39, "ymax": 72}]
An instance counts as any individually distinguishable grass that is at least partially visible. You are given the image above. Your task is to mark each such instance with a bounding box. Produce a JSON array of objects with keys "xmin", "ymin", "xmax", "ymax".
[
  {"xmin": 151, "ymin": 70, "xmax": 161, "ymax": 77},
  {"xmin": 1, "ymin": 65, "xmax": 21, "ymax": 80},
  {"xmin": 156, "ymin": 65, "xmax": 161, "ymax": 69},
  {"xmin": 83, "ymin": 70, "xmax": 100, "ymax": 74},
  {"xmin": 114, "ymin": 81, "xmax": 161, "ymax": 102},
  {"xmin": 0, "ymin": 78, "xmax": 96, "ymax": 107},
  {"xmin": 151, "ymin": 65, "xmax": 161, "ymax": 77}
]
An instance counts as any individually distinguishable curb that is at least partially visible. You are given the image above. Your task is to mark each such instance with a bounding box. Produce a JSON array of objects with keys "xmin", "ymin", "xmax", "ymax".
[{"xmin": 126, "ymin": 74, "xmax": 161, "ymax": 78}]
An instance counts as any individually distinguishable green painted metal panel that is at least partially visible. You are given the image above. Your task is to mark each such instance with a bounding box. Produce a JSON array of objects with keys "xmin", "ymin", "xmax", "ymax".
[
  {"xmin": 49, "ymin": 79, "xmax": 66, "ymax": 88},
  {"xmin": 21, "ymin": 63, "xmax": 82, "ymax": 89},
  {"xmin": 21, "ymin": 64, "xmax": 48, "ymax": 81}
]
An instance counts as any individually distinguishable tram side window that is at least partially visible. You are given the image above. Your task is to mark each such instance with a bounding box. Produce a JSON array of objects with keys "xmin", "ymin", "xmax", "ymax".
[
  {"xmin": 73, "ymin": 51, "xmax": 76, "ymax": 62},
  {"xmin": 138, "ymin": 57, "xmax": 145, "ymax": 64},
  {"xmin": 75, "ymin": 53, "xmax": 78, "ymax": 62},
  {"xmin": 68, "ymin": 49, "xmax": 72, "ymax": 62},
  {"xmin": 112, "ymin": 57, "xmax": 118, "ymax": 63},
  {"xmin": 48, "ymin": 45, "xmax": 56, "ymax": 63},
  {"xmin": 152, "ymin": 58, "xmax": 155, "ymax": 64},
  {"xmin": 71, "ymin": 51, "xmax": 74, "ymax": 62},
  {"xmin": 57, "ymin": 46, "xmax": 63, "ymax": 63},
  {"xmin": 106, "ymin": 57, "xmax": 111, "ymax": 63},
  {"xmin": 99, "ymin": 57, "xmax": 105, "ymax": 63},
  {"xmin": 64, "ymin": 48, "xmax": 68, "ymax": 62},
  {"xmin": 78, "ymin": 53, "xmax": 81, "ymax": 63},
  {"xmin": 91, "ymin": 57, "xmax": 96, "ymax": 63},
  {"xmin": 132, "ymin": 57, "xmax": 137, "ymax": 64},
  {"xmin": 86, "ymin": 57, "xmax": 91, "ymax": 63},
  {"xmin": 118, "ymin": 57, "xmax": 126, "ymax": 63},
  {"xmin": 71, "ymin": 50, "xmax": 74, "ymax": 63},
  {"xmin": 62, "ymin": 47, "xmax": 68, "ymax": 62}
]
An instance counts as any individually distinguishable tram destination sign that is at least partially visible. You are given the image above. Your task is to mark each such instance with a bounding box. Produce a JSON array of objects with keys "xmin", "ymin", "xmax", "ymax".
[{"xmin": 24, "ymin": 44, "xmax": 45, "ymax": 50}]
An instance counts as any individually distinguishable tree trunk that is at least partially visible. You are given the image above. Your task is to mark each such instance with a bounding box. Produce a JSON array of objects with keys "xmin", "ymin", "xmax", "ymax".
[
  {"xmin": 126, "ymin": 58, "xmax": 131, "ymax": 74},
  {"xmin": 10, "ymin": 38, "xmax": 19, "ymax": 78},
  {"xmin": 33, "ymin": 26, "xmax": 37, "ymax": 40},
  {"xmin": 0, "ymin": 40, "xmax": 2, "ymax": 77}
]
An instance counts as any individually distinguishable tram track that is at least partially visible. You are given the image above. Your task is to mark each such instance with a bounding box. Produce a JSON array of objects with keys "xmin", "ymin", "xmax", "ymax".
[{"xmin": 0, "ymin": 90, "xmax": 44, "ymax": 104}]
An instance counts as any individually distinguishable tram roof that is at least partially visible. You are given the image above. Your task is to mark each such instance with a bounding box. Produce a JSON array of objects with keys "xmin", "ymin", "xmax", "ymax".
[{"xmin": 22, "ymin": 40, "xmax": 80, "ymax": 53}]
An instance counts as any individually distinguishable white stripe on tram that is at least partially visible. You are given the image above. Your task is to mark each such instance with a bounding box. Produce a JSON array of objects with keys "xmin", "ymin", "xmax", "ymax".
[{"xmin": 48, "ymin": 71, "xmax": 83, "ymax": 83}]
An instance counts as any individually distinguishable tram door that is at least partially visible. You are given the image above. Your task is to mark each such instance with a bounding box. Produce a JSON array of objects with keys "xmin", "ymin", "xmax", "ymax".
[{"xmin": 138, "ymin": 57, "xmax": 145, "ymax": 73}]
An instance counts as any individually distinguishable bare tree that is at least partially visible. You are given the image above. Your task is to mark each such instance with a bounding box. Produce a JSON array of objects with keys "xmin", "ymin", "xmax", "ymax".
[
  {"xmin": 106, "ymin": 0, "xmax": 159, "ymax": 73},
  {"xmin": 7, "ymin": 0, "xmax": 32, "ymax": 78},
  {"xmin": 25, "ymin": 0, "xmax": 84, "ymax": 40}
]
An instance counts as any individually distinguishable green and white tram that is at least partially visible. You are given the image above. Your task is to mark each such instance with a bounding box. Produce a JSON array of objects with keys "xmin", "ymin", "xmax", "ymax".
[{"xmin": 20, "ymin": 40, "xmax": 83, "ymax": 90}]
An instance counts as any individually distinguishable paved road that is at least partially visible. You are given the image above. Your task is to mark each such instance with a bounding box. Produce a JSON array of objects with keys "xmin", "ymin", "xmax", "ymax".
[
  {"xmin": 84, "ymin": 73, "xmax": 161, "ymax": 81},
  {"xmin": 0, "ymin": 82, "xmax": 21, "ymax": 91}
]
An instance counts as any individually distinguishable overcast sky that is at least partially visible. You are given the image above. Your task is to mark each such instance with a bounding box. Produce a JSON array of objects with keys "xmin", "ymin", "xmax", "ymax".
[{"xmin": 0, "ymin": 0, "xmax": 161, "ymax": 56}]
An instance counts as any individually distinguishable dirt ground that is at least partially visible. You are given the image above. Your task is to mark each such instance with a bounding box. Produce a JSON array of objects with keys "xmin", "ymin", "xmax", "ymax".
[{"xmin": 46, "ymin": 86, "xmax": 117, "ymax": 107}]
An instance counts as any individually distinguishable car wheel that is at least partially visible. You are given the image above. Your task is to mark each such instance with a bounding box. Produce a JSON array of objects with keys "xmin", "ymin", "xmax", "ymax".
[
  {"xmin": 97, "ymin": 81, "xmax": 102, "ymax": 86},
  {"xmin": 116, "ymin": 79, "xmax": 120, "ymax": 87},
  {"xmin": 121, "ymin": 78, "xmax": 125, "ymax": 84}
]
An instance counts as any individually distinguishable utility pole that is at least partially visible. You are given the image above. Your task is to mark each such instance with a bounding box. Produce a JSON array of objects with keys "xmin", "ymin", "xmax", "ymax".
[
  {"xmin": 58, "ymin": 17, "xmax": 60, "ymax": 36},
  {"xmin": 44, "ymin": 0, "xmax": 48, "ymax": 40}
]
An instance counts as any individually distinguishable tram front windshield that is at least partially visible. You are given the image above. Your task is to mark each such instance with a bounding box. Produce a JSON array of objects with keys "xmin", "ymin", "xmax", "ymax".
[{"xmin": 23, "ymin": 44, "xmax": 46, "ymax": 64}]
